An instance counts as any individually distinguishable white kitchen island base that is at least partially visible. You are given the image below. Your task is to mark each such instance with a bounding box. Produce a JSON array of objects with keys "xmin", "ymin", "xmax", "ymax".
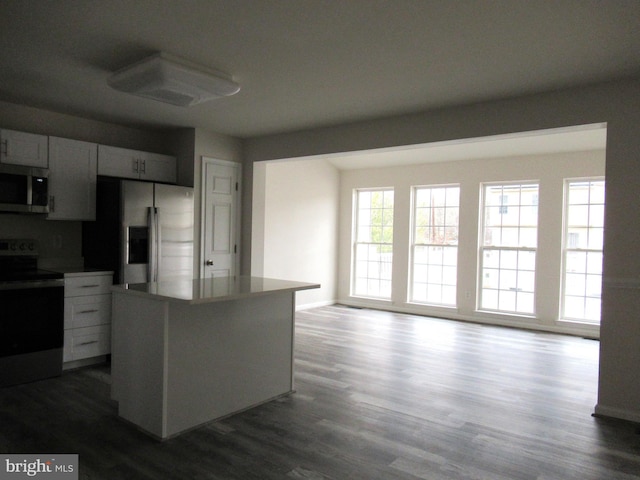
[{"xmin": 111, "ymin": 276, "xmax": 319, "ymax": 440}]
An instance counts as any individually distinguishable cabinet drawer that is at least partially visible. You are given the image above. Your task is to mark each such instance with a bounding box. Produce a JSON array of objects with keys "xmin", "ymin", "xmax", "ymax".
[
  {"xmin": 65, "ymin": 274, "xmax": 112, "ymax": 297},
  {"xmin": 64, "ymin": 294, "xmax": 111, "ymax": 329},
  {"xmin": 65, "ymin": 325, "xmax": 111, "ymax": 362}
]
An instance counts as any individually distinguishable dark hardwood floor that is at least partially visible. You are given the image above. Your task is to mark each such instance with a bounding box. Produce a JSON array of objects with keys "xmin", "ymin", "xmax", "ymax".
[{"xmin": 2, "ymin": 305, "xmax": 640, "ymax": 479}]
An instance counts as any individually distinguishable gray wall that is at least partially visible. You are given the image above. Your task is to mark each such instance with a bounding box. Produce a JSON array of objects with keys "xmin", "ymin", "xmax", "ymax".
[
  {"xmin": 243, "ymin": 77, "xmax": 640, "ymax": 424},
  {"xmin": 0, "ymin": 100, "xmax": 171, "ymax": 153}
]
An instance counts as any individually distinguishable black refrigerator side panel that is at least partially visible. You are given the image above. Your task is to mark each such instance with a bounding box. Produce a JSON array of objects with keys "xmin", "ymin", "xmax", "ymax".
[{"xmin": 82, "ymin": 177, "xmax": 123, "ymax": 284}]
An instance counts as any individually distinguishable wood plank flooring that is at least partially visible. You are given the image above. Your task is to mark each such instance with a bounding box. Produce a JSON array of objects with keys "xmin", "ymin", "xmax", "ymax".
[{"xmin": 2, "ymin": 305, "xmax": 640, "ymax": 479}]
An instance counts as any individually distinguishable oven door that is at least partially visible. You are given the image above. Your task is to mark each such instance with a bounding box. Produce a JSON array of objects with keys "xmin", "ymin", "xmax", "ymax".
[
  {"xmin": 0, "ymin": 281, "xmax": 63, "ymax": 356},
  {"xmin": 0, "ymin": 280, "xmax": 64, "ymax": 386}
]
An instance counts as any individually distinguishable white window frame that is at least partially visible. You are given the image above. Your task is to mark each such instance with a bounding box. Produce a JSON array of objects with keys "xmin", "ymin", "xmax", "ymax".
[
  {"xmin": 479, "ymin": 182, "xmax": 539, "ymax": 316},
  {"xmin": 351, "ymin": 188, "xmax": 394, "ymax": 300},
  {"xmin": 409, "ymin": 184, "xmax": 460, "ymax": 307},
  {"xmin": 561, "ymin": 178, "xmax": 605, "ymax": 324}
]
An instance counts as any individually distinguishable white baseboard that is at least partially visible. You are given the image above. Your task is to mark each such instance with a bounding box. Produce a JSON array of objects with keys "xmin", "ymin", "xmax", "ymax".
[
  {"xmin": 336, "ymin": 298, "xmax": 600, "ymax": 339},
  {"xmin": 295, "ymin": 299, "xmax": 336, "ymax": 311},
  {"xmin": 594, "ymin": 404, "xmax": 640, "ymax": 424}
]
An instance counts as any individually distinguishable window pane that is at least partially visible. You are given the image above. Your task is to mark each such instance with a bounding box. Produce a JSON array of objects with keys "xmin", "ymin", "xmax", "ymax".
[
  {"xmin": 565, "ymin": 273, "xmax": 586, "ymax": 296},
  {"xmin": 584, "ymin": 297, "xmax": 601, "ymax": 322},
  {"xmin": 499, "ymin": 290, "xmax": 517, "ymax": 312},
  {"xmin": 590, "ymin": 205, "xmax": 605, "ymax": 227},
  {"xmin": 443, "ymin": 246, "xmax": 458, "ymax": 265},
  {"xmin": 482, "ymin": 289, "xmax": 499, "ymax": 310},
  {"xmin": 588, "ymin": 227, "xmax": 604, "ymax": 250},
  {"xmin": 518, "ymin": 271, "xmax": 535, "ymax": 292},
  {"xmin": 483, "ymin": 250, "xmax": 499, "ymax": 269},
  {"xmin": 565, "ymin": 296, "xmax": 585, "ymax": 319},
  {"xmin": 442, "ymin": 285, "xmax": 457, "ymax": 305},
  {"xmin": 518, "ymin": 250, "xmax": 536, "ymax": 271},
  {"xmin": 500, "ymin": 250, "xmax": 517, "ymax": 268},
  {"xmin": 586, "ymin": 252, "xmax": 603, "ymax": 275},
  {"xmin": 590, "ymin": 183, "xmax": 605, "ymax": 204},
  {"xmin": 498, "ymin": 269, "xmax": 517, "ymax": 291},
  {"xmin": 517, "ymin": 292, "xmax": 535, "ymax": 313}
]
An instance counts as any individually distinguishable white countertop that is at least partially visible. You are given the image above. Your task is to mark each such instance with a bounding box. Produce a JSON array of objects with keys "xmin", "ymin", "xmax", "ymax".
[
  {"xmin": 55, "ymin": 268, "xmax": 113, "ymax": 277},
  {"xmin": 112, "ymin": 276, "xmax": 320, "ymax": 304}
]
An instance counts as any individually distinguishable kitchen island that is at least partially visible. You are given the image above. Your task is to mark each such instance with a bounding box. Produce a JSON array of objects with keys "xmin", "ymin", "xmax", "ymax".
[{"xmin": 110, "ymin": 276, "xmax": 319, "ymax": 440}]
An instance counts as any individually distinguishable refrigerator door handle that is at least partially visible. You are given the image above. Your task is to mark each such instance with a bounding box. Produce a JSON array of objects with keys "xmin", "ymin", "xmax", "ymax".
[
  {"xmin": 147, "ymin": 207, "xmax": 158, "ymax": 282},
  {"xmin": 156, "ymin": 207, "xmax": 162, "ymax": 282}
]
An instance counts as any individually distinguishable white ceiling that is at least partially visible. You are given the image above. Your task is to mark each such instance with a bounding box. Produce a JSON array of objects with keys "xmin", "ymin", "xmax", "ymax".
[{"xmin": 0, "ymin": 1, "xmax": 639, "ymax": 140}]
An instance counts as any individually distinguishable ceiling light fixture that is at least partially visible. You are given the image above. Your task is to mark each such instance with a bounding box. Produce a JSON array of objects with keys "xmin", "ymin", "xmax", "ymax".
[{"xmin": 107, "ymin": 52, "xmax": 240, "ymax": 107}]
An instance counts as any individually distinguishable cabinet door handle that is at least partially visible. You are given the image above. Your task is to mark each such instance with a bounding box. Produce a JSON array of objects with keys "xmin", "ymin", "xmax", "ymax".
[
  {"xmin": 80, "ymin": 284, "xmax": 100, "ymax": 288},
  {"xmin": 133, "ymin": 158, "xmax": 139, "ymax": 173},
  {"xmin": 0, "ymin": 139, "xmax": 7, "ymax": 155},
  {"xmin": 79, "ymin": 309, "xmax": 99, "ymax": 314},
  {"xmin": 78, "ymin": 340, "xmax": 99, "ymax": 346},
  {"xmin": 140, "ymin": 159, "xmax": 146, "ymax": 174}
]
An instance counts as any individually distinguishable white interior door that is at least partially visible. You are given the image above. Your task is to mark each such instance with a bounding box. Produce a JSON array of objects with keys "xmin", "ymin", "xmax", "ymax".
[{"xmin": 201, "ymin": 158, "xmax": 240, "ymax": 278}]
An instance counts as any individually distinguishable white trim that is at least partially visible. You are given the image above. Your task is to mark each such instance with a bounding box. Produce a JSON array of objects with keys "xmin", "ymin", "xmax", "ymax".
[
  {"xmin": 295, "ymin": 299, "xmax": 335, "ymax": 311},
  {"xmin": 594, "ymin": 404, "xmax": 640, "ymax": 424},
  {"xmin": 337, "ymin": 298, "xmax": 601, "ymax": 338}
]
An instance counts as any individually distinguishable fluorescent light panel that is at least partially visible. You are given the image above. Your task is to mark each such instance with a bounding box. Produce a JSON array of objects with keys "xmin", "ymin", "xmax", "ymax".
[{"xmin": 107, "ymin": 52, "xmax": 240, "ymax": 107}]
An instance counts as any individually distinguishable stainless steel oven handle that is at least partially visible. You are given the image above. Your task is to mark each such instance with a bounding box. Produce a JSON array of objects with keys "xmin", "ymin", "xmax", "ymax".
[{"xmin": 0, "ymin": 279, "xmax": 64, "ymax": 290}]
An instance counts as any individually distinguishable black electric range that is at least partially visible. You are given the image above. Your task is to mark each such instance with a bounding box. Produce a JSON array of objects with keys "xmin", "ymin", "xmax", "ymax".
[{"xmin": 0, "ymin": 239, "xmax": 64, "ymax": 387}]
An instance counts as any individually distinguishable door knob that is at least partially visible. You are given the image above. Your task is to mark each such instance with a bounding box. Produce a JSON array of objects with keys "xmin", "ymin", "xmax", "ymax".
[{"xmin": 205, "ymin": 260, "xmax": 214, "ymax": 266}]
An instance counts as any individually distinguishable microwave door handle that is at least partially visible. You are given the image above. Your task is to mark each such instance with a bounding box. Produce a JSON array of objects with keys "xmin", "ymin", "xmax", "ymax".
[{"xmin": 26, "ymin": 173, "xmax": 33, "ymax": 207}]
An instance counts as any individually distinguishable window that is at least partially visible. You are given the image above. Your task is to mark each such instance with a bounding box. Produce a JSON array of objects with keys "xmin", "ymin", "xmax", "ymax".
[
  {"xmin": 562, "ymin": 179, "xmax": 605, "ymax": 323},
  {"xmin": 480, "ymin": 183, "xmax": 539, "ymax": 315},
  {"xmin": 352, "ymin": 189, "xmax": 394, "ymax": 299},
  {"xmin": 410, "ymin": 185, "xmax": 460, "ymax": 306}
]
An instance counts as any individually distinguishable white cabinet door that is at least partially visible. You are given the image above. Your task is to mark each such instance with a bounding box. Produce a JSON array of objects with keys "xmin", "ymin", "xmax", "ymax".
[
  {"xmin": 97, "ymin": 145, "xmax": 139, "ymax": 179},
  {"xmin": 98, "ymin": 145, "xmax": 176, "ymax": 183},
  {"xmin": 48, "ymin": 137, "xmax": 98, "ymax": 220},
  {"xmin": 0, "ymin": 129, "xmax": 48, "ymax": 167},
  {"xmin": 141, "ymin": 151, "xmax": 177, "ymax": 183}
]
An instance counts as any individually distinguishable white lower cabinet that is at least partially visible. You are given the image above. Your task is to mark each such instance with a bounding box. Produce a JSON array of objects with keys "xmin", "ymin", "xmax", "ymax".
[{"xmin": 63, "ymin": 271, "xmax": 113, "ymax": 365}]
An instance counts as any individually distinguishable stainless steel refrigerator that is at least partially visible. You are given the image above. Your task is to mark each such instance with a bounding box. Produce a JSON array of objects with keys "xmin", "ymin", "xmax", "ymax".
[{"xmin": 83, "ymin": 178, "xmax": 194, "ymax": 284}]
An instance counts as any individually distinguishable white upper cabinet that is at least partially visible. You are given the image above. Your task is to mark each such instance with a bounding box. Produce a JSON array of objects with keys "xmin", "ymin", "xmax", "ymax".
[
  {"xmin": 48, "ymin": 137, "xmax": 98, "ymax": 221},
  {"xmin": 0, "ymin": 129, "xmax": 48, "ymax": 168},
  {"xmin": 142, "ymin": 151, "xmax": 178, "ymax": 183},
  {"xmin": 97, "ymin": 145, "xmax": 138, "ymax": 179},
  {"xmin": 98, "ymin": 145, "xmax": 176, "ymax": 183}
]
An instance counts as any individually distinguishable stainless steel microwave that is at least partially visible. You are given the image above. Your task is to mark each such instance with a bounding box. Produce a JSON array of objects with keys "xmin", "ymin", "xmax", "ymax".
[{"xmin": 0, "ymin": 163, "xmax": 49, "ymax": 213}]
